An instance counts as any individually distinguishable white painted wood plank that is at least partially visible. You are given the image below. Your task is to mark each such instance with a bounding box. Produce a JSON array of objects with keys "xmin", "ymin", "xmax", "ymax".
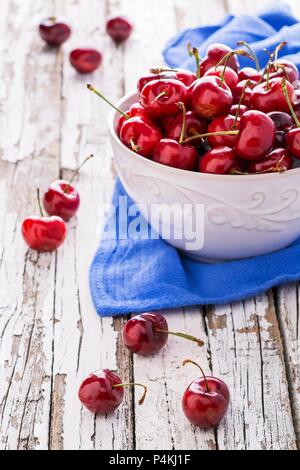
[
  {"xmin": 208, "ymin": 295, "xmax": 297, "ymax": 450},
  {"xmin": 0, "ymin": 0, "xmax": 62, "ymax": 450}
]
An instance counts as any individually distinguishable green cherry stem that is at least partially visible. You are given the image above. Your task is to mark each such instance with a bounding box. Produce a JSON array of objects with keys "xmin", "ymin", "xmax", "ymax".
[
  {"xmin": 182, "ymin": 359, "xmax": 210, "ymax": 393},
  {"xmin": 150, "ymin": 67, "xmax": 178, "ymax": 74},
  {"xmin": 112, "ymin": 383, "xmax": 148, "ymax": 405},
  {"xmin": 232, "ymin": 80, "xmax": 252, "ymax": 129},
  {"xmin": 64, "ymin": 154, "xmax": 94, "ymax": 194},
  {"xmin": 87, "ymin": 84, "xmax": 130, "ymax": 119},
  {"xmin": 177, "ymin": 102, "xmax": 187, "ymax": 144},
  {"xmin": 187, "ymin": 43, "xmax": 201, "ymax": 79},
  {"xmin": 281, "ymin": 78, "xmax": 300, "ymax": 128},
  {"xmin": 236, "ymin": 40, "xmax": 260, "ymax": 71},
  {"xmin": 183, "ymin": 130, "xmax": 239, "ymax": 145},
  {"xmin": 37, "ymin": 188, "xmax": 44, "ymax": 217},
  {"xmin": 156, "ymin": 328, "xmax": 204, "ymax": 347}
]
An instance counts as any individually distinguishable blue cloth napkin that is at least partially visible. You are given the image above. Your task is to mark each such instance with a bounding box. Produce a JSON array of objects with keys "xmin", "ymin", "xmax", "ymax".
[{"xmin": 90, "ymin": 2, "xmax": 300, "ymax": 317}]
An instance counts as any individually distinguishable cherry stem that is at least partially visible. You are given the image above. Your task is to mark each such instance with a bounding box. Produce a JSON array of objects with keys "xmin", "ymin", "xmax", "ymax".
[
  {"xmin": 177, "ymin": 102, "xmax": 187, "ymax": 144},
  {"xmin": 187, "ymin": 43, "xmax": 201, "ymax": 79},
  {"xmin": 274, "ymin": 41, "xmax": 287, "ymax": 64},
  {"xmin": 130, "ymin": 138, "xmax": 141, "ymax": 153},
  {"xmin": 232, "ymin": 80, "xmax": 251, "ymax": 129},
  {"xmin": 64, "ymin": 154, "xmax": 94, "ymax": 194},
  {"xmin": 153, "ymin": 91, "xmax": 168, "ymax": 102},
  {"xmin": 37, "ymin": 188, "xmax": 44, "ymax": 217},
  {"xmin": 236, "ymin": 41, "xmax": 260, "ymax": 71},
  {"xmin": 183, "ymin": 130, "xmax": 239, "ymax": 144},
  {"xmin": 216, "ymin": 49, "xmax": 254, "ymax": 86},
  {"xmin": 281, "ymin": 78, "xmax": 300, "ymax": 128},
  {"xmin": 112, "ymin": 383, "xmax": 147, "ymax": 405},
  {"xmin": 182, "ymin": 359, "xmax": 210, "ymax": 393},
  {"xmin": 265, "ymin": 62, "xmax": 272, "ymax": 90},
  {"xmin": 87, "ymin": 84, "xmax": 129, "ymax": 119},
  {"xmin": 150, "ymin": 67, "xmax": 178, "ymax": 74},
  {"xmin": 156, "ymin": 328, "xmax": 204, "ymax": 347}
]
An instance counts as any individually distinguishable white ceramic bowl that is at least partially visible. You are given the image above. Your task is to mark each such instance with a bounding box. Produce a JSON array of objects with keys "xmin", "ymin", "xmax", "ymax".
[{"xmin": 108, "ymin": 92, "xmax": 300, "ymax": 262}]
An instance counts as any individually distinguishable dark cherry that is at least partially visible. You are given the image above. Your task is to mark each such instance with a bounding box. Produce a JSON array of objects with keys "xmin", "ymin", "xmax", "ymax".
[
  {"xmin": 153, "ymin": 138, "xmax": 198, "ymax": 170},
  {"xmin": 268, "ymin": 111, "xmax": 293, "ymax": 146},
  {"xmin": 192, "ymin": 76, "xmax": 233, "ymax": 119},
  {"xmin": 122, "ymin": 312, "xmax": 203, "ymax": 356},
  {"xmin": 106, "ymin": 15, "xmax": 133, "ymax": 44},
  {"xmin": 207, "ymin": 114, "xmax": 240, "ymax": 148},
  {"xmin": 70, "ymin": 48, "xmax": 102, "ymax": 74},
  {"xmin": 39, "ymin": 16, "xmax": 71, "ymax": 47},
  {"xmin": 204, "ymin": 66, "xmax": 239, "ymax": 90},
  {"xmin": 140, "ymin": 79, "xmax": 188, "ymax": 117},
  {"xmin": 238, "ymin": 67, "xmax": 261, "ymax": 83},
  {"xmin": 199, "ymin": 147, "xmax": 239, "ymax": 174},
  {"xmin": 120, "ymin": 116, "xmax": 162, "ymax": 158},
  {"xmin": 182, "ymin": 360, "xmax": 230, "ymax": 429},
  {"xmin": 166, "ymin": 110, "xmax": 207, "ymax": 145},
  {"xmin": 235, "ymin": 110, "xmax": 276, "ymax": 161},
  {"xmin": 78, "ymin": 369, "xmax": 147, "ymax": 414},
  {"xmin": 251, "ymin": 77, "xmax": 295, "ymax": 114},
  {"xmin": 248, "ymin": 148, "xmax": 293, "ymax": 173},
  {"xmin": 232, "ymin": 79, "xmax": 256, "ymax": 107},
  {"xmin": 199, "ymin": 43, "xmax": 240, "ymax": 76}
]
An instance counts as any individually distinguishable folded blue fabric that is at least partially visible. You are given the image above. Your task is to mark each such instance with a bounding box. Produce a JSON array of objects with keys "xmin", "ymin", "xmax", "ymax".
[{"xmin": 90, "ymin": 2, "xmax": 300, "ymax": 317}]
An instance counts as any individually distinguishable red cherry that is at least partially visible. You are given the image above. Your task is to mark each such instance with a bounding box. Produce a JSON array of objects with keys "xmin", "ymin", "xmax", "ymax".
[
  {"xmin": 39, "ymin": 16, "xmax": 71, "ymax": 47},
  {"xmin": 137, "ymin": 72, "xmax": 173, "ymax": 95},
  {"xmin": 199, "ymin": 43, "xmax": 240, "ymax": 76},
  {"xmin": 140, "ymin": 79, "xmax": 188, "ymax": 117},
  {"xmin": 117, "ymin": 103, "xmax": 152, "ymax": 133},
  {"xmin": 122, "ymin": 312, "xmax": 203, "ymax": 356},
  {"xmin": 182, "ymin": 360, "xmax": 230, "ymax": 429},
  {"xmin": 70, "ymin": 48, "xmax": 102, "ymax": 74},
  {"xmin": 286, "ymin": 128, "xmax": 300, "ymax": 159},
  {"xmin": 230, "ymin": 104, "xmax": 249, "ymax": 117},
  {"xmin": 78, "ymin": 370, "xmax": 147, "ymax": 414},
  {"xmin": 235, "ymin": 110, "xmax": 276, "ymax": 161},
  {"xmin": 268, "ymin": 59, "xmax": 299, "ymax": 84},
  {"xmin": 238, "ymin": 67, "xmax": 261, "ymax": 83},
  {"xmin": 153, "ymin": 139, "xmax": 198, "ymax": 170},
  {"xmin": 174, "ymin": 68, "xmax": 197, "ymax": 87},
  {"xmin": 268, "ymin": 111, "xmax": 293, "ymax": 146},
  {"xmin": 120, "ymin": 116, "xmax": 162, "ymax": 157},
  {"xmin": 199, "ymin": 147, "xmax": 239, "ymax": 174},
  {"xmin": 166, "ymin": 110, "xmax": 207, "ymax": 145},
  {"xmin": 204, "ymin": 66, "xmax": 239, "ymax": 90},
  {"xmin": 192, "ymin": 76, "xmax": 233, "ymax": 119},
  {"xmin": 106, "ymin": 16, "xmax": 133, "ymax": 44},
  {"xmin": 149, "ymin": 67, "xmax": 197, "ymax": 88},
  {"xmin": 251, "ymin": 77, "xmax": 295, "ymax": 114},
  {"xmin": 207, "ymin": 114, "xmax": 240, "ymax": 148},
  {"xmin": 232, "ymin": 79, "xmax": 256, "ymax": 107},
  {"xmin": 248, "ymin": 148, "xmax": 293, "ymax": 173},
  {"xmin": 43, "ymin": 155, "xmax": 93, "ymax": 221}
]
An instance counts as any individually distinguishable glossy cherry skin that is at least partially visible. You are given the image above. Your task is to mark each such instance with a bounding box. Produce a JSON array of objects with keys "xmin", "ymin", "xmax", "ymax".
[
  {"xmin": 235, "ymin": 110, "xmax": 276, "ymax": 161},
  {"xmin": 117, "ymin": 103, "xmax": 152, "ymax": 134},
  {"xmin": 192, "ymin": 76, "xmax": 233, "ymax": 119},
  {"xmin": 182, "ymin": 376, "xmax": 230, "ymax": 428},
  {"xmin": 199, "ymin": 43, "xmax": 239, "ymax": 76},
  {"xmin": 137, "ymin": 72, "xmax": 173, "ymax": 94},
  {"xmin": 204, "ymin": 66, "xmax": 239, "ymax": 91},
  {"xmin": 153, "ymin": 139, "xmax": 198, "ymax": 170},
  {"xmin": 106, "ymin": 16, "xmax": 133, "ymax": 44},
  {"xmin": 251, "ymin": 77, "xmax": 295, "ymax": 114},
  {"xmin": 238, "ymin": 67, "xmax": 261, "ymax": 83},
  {"xmin": 140, "ymin": 79, "xmax": 188, "ymax": 117},
  {"xmin": 43, "ymin": 180, "xmax": 80, "ymax": 222},
  {"xmin": 207, "ymin": 114, "xmax": 240, "ymax": 148},
  {"xmin": 122, "ymin": 312, "xmax": 168, "ymax": 356},
  {"xmin": 22, "ymin": 216, "xmax": 67, "ymax": 252},
  {"xmin": 174, "ymin": 69, "xmax": 197, "ymax": 87},
  {"xmin": 199, "ymin": 147, "xmax": 239, "ymax": 174},
  {"xmin": 70, "ymin": 48, "xmax": 102, "ymax": 74},
  {"xmin": 78, "ymin": 370, "xmax": 124, "ymax": 414},
  {"xmin": 268, "ymin": 111, "xmax": 294, "ymax": 146},
  {"xmin": 268, "ymin": 59, "xmax": 299, "ymax": 84},
  {"xmin": 285, "ymin": 128, "xmax": 300, "ymax": 159},
  {"xmin": 166, "ymin": 111, "xmax": 207, "ymax": 145},
  {"xmin": 39, "ymin": 17, "xmax": 71, "ymax": 47},
  {"xmin": 120, "ymin": 116, "xmax": 162, "ymax": 158},
  {"xmin": 232, "ymin": 79, "xmax": 256, "ymax": 107},
  {"xmin": 230, "ymin": 104, "xmax": 249, "ymax": 117},
  {"xmin": 248, "ymin": 148, "xmax": 293, "ymax": 173}
]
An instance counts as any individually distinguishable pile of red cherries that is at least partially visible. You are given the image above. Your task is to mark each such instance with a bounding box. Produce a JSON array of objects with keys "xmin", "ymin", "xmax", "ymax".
[{"xmin": 90, "ymin": 41, "xmax": 300, "ymax": 175}]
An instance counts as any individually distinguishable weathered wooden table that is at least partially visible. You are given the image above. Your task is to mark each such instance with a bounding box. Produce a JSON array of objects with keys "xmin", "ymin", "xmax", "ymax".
[{"xmin": 0, "ymin": 0, "xmax": 299, "ymax": 451}]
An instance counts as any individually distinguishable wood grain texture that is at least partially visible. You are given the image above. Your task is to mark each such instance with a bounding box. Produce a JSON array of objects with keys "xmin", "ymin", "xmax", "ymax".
[{"xmin": 0, "ymin": 0, "xmax": 299, "ymax": 451}]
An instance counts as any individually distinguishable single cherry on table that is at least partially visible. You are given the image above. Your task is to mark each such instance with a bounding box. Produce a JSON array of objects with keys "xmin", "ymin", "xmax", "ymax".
[
  {"xmin": 106, "ymin": 15, "xmax": 133, "ymax": 44},
  {"xmin": 22, "ymin": 189, "xmax": 67, "ymax": 252},
  {"xmin": 79, "ymin": 369, "xmax": 147, "ymax": 414},
  {"xmin": 39, "ymin": 16, "xmax": 71, "ymax": 47},
  {"xmin": 182, "ymin": 360, "xmax": 230, "ymax": 429},
  {"xmin": 122, "ymin": 312, "xmax": 204, "ymax": 356},
  {"xmin": 70, "ymin": 48, "xmax": 102, "ymax": 74}
]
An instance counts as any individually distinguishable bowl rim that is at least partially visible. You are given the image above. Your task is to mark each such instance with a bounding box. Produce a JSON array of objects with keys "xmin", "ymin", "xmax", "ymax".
[{"xmin": 108, "ymin": 90, "xmax": 300, "ymax": 181}]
